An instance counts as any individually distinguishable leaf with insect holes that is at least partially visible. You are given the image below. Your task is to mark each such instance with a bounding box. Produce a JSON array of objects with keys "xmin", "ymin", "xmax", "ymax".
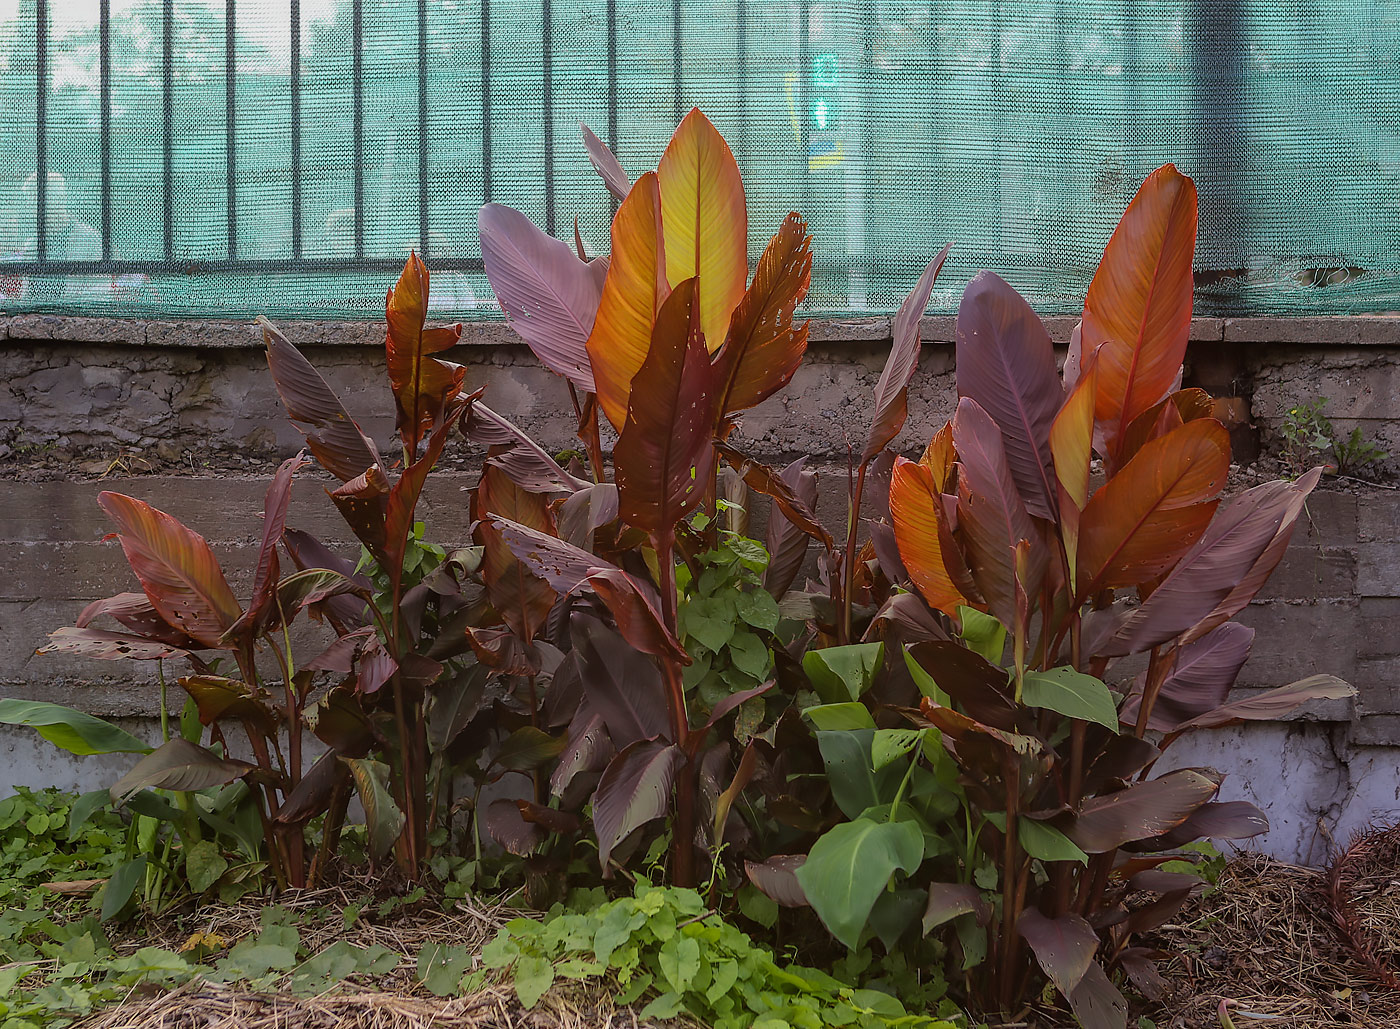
[
  {"xmin": 476, "ymin": 464, "xmax": 558, "ymax": 641},
  {"xmin": 714, "ymin": 213, "xmax": 812, "ymax": 415},
  {"xmin": 97, "ymin": 492, "xmax": 243, "ymax": 648}
]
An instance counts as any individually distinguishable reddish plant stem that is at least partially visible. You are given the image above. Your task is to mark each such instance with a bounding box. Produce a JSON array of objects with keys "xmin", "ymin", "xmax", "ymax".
[
  {"xmin": 998, "ymin": 751, "xmax": 1023, "ymax": 1015},
  {"xmin": 840, "ymin": 459, "xmax": 871, "ymax": 645},
  {"xmin": 654, "ymin": 527, "xmax": 696, "ymax": 887}
]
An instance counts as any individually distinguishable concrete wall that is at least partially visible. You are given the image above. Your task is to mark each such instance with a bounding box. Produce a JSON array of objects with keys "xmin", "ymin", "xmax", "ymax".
[{"xmin": 3, "ymin": 312, "xmax": 1399, "ymax": 864}]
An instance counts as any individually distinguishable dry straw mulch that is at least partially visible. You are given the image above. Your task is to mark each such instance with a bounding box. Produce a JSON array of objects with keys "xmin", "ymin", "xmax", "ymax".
[
  {"xmin": 72, "ymin": 874, "xmax": 690, "ymax": 1029},
  {"xmin": 71, "ymin": 834, "xmax": 1400, "ymax": 1029},
  {"xmin": 1150, "ymin": 831, "xmax": 1400, "ymax": 1028}
]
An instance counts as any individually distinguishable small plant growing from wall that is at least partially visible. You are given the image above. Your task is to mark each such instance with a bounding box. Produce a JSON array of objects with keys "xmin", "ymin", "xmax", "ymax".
[{"xmin": 1280, "ymin": 396, "xmax": 1388, "ymax": 479}]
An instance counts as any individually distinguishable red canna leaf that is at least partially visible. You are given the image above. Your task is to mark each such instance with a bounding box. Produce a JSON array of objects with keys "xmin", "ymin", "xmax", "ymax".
[
  {"xmin": 951, "ymin": 398, "xmax": 1046, "ymax": 626},
  {"xmin": 614, "ymin": 277, "xmax": 718, "ymax": 535},
  {"xmin": 746, "ymin": 855, "xmax": 810, "ymax": 908},
  {"xmin": 1164, "ymin": 674, "xmax": 1355, "ymax": 737},
  {"xmin": 1182, "ymin": 467, "xmax": 1322, "ymax": 643},
  {"xmin": 461, "ymin": 400, "xmax": 590, "ymax": 494},
  {"xmin": 656, "ymin": 108, "xmax": 748, "ymax": 355},
  {"xmin": 327, "ymin": 464, "xmax": 391, "ymax": 567},
  {"xmin": 1017, "ymin": 909, "xmax": 1099, "ymax": 1000},
  {"xmin": 1116, "ymin": 388, "xmax": 1216, "ymax": 468},
  {"xmin": 593, "ymin": 739, "xmax": 684, "ymax": 872},
  {"xmin": 715, "ymin": 442, "xmax": 833, "ymax": 551},
  {"xmin": 76, "ymin": 592, "xmax": 200, "ymax": 650},
  {"xmin": 1076, "ymin": 419, "xmax": 1230, "ymax": 596},
  {"xmin": 478, "ymin": 203, "xmax": 608, "ymax": 393},
  {"xmin": 889, "ymin": 457, "xmax": 968, "ymax": 617},
  {"xmin": 1118, "ymin": 622, "xmax": 1255, "ymax": 732},
  {"xmin": 97, "ymin": 492, "xmax": 242, "ymax": 649},
  {"xmin": 954, "ymin": 271, "xmax": 1061, "ymax": 519},
  {"xmin": 384, "ymin": 409, "xmax": 462, "ymax": 596},
  {"xmin": 261, "ymin": 317, "xmax": 382, "ymax": 484},
  {"xmin": 490, "ymin": 516, "xmax": 689, "ymax": 666},
  {"xmin": 475, "ymin": 464, "xmax": 558, "ymax": 641},
  {"xmin": 110, "ymin": 738, "xmax": 257, "ymax": 805},
  {"xmin": 572, "ymin": 616, "xmax": 670, "ymax": 746},
  {"xmin": 714, "ymin": 213, "xmax": 812, "ymax": 416},
  {"xmin": 1082, "ymin": 164, "xmax": 1198, "ymax": 463},
  {"xmin": 39, "ymin": 626, "xmax": 189, "ymax": 662},
  {"xmin": 1105, "ymin": 475, "xmax": 1316, "ymax": 655},
  {"xmin": 232, "ymin": 453, "xmax": 308, "ymax": 642},
  {"xmin": 863, "ymin": 244, "xmax": 952, "ymax": 463},
  {"xmin": 386, "ymin": 252, "xmax": 466, "ymax": 457},
  {"xmin": 1066, "ymin": 768, "xmax": 1221, "ymax": 853},
  {"xmin": 581, "ymin": 122, "xmax": 630, "ymax": 200},
  {"xmin": 588, "ymin": 171, "xmax": 669, "ymax": 430},
  {"xmin": 763, "ymin": 457, "xmax": 820, "ymax": 598}
]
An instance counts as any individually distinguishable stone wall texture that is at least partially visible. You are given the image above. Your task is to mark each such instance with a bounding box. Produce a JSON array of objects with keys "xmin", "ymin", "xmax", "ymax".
[{"xmin": 4, "ymin": 312, "xmax": 1400, "ymax": 864}]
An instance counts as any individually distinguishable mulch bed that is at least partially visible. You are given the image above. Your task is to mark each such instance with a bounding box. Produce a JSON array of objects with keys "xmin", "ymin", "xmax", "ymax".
[
  {"xmin": 72, "ymin": 833, "xmax": 1400, "ymax": 1029},
  {"xmin": 1149, "ymin": 827, "xmax": 1400, "ymax": 1028}
]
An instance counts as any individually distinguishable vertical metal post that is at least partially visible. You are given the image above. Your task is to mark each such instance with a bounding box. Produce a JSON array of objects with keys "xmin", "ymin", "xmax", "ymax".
[
  {"xmin": 672, "ymin": 0, "xmax": 682, "ymax": 123},
  {"xmin": 162, "ymin": 0, "xmax": 173, "ymax": 260},
  {"xmin": 35, "ymin": 0, "xmax": 48, "ymax": 261},
  {"xmin": 798, "ymin": 0, "xmax": 810, "ymax": 214},
  {"xmin": 99, "ymin": 0, "xmax": 111, "ymax": 261},
  {"xmin": 352, "ymin": 0, "xmax": 364, "ymax": 257},
  {"xmin": 418, "ymin": 0, "xmax": 429, "ymax": 253},
  {"xmin": 481, "ymin": 0, "xmax": 492, "ymax": 204},
  {"xmin": 542, "ymin": 0, "xmax": 554, "ymax": 235},
  {"xmin": 291, "ymin": 0, "xmax": 302, "ymax": 258},
  {"xmin": 736, "ymin": 0, "xmax": 747, "ymax": 166},
  {"xmin": 1193, "ymin": 0, "xmax": 1247, "ymax": 297},
  {"xmin": 606, "ymin": 0, "xmax": 617, "ymax": 152},
  {"xmin": 225, "ymin": 0, "xmax": 237, "ymax": 260}
]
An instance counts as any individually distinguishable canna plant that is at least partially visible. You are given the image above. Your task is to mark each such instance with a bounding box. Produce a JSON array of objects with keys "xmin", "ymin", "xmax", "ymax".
[
  {"xmin": 27, "ymin": 253, "xmax": 484, "ymax": 888},
  {"xmin": 474, "ymin": 109, "xmax": 956, "ymax": 889},
  {"xmin": 762, "ymin": 165, "xmax": 1355, "ymax": 1026}
]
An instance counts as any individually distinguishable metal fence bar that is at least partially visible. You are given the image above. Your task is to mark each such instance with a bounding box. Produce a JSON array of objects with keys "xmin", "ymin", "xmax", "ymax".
[
  {"xmin": 352, "ymin": 0, "xmax": 364, "ymax": 258},
  {"xmin": 35, "ymin": 0, "xmax": 47, "ymax": 262},
  {"xmin": 6, "ymin": 257, "xmax": 486, "ymax": 275},
  {"xmin": 481, "ymin": 0, "xmax": 493, "ymax": 204},
  {"xmin": 418, "ymin": 0, "xmax": 429, "ymax": 254},
  {"xmin": 606, "ymin": 0, "xmax": 617, "ymax": 152},
  {"xmin": 225, "ymin": 0, "xmax": 237, "ymax": 260},
  {"xmin": 672, "ymin": 0, "xmax": 683, "ymax": 124},
  {"xmin": 736, "ymin": 0, "xmax": 747, "ymax": 165},
  {"xmin": 291, "ymin": 0, "xmax": 303, "ymax": 258},
  {"xmin": 542, "ymin": 0, "xmax": 555, "ymax": 236},
  {"xmin": 798, "ymin": 0, "xmax": 810, "ymax": 213},
  {"xmin": 99, "ymin": 0, "xmax": 112, "ymax": 262},
  {"xmin": 162, "ymin": 0, "xmax": 173, "ymax": 260}
]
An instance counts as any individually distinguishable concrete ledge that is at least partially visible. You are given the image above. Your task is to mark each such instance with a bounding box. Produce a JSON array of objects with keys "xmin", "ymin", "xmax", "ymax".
[{"xmin": 5, "ymin": 314, "xmax": 1399, "ymax": 348}]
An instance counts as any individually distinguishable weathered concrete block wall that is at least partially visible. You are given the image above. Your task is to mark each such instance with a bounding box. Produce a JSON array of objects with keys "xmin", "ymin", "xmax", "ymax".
[{"xmin": 3, "ymin": 312, "xmax": 1399, "ymax": 863}]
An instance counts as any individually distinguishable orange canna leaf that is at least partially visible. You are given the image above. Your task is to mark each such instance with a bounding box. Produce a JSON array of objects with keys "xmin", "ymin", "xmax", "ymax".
[
  {"xmin": 1050, "ymin": 361, "xmax": 1099, "ymax": 512},
  {"xmin": 714, "ymin": 212, "xmax": 812, "ymax": 416},
  {"xmin": 475, "ymin": 464, "xmax": 558, "ymax": 641},
  {"xmin": 919, "ymin": 422, "xmax": 957, "ymax": 494},
  {"xmin": 1117, "ymin": 388, "xmax": 1216, "ymax": 467},
  {"xmin": 1082, "ymin": 165, "xmax": 1198, "ymax": 463},
  {"xmin": 1077, "ymin": 418, "xmax": 1230, "ymax": 595},
  {"xmin": 587, "ymin": 172, "xmax": 669, "ymax": 430},
  {"xmin": 889, "ymin": 457, "xmax": 967, "ymax": 616},
  {"xmin": 385, "ymin": 252, "xmax": 466, "ymax": 456},
  {"xmin": 656, "ymin": 108, "xmax": 748, "ymax": 354},
  {"xmin": 96, "ymin": 492, "xmax": 242, "ymax": 649}
]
